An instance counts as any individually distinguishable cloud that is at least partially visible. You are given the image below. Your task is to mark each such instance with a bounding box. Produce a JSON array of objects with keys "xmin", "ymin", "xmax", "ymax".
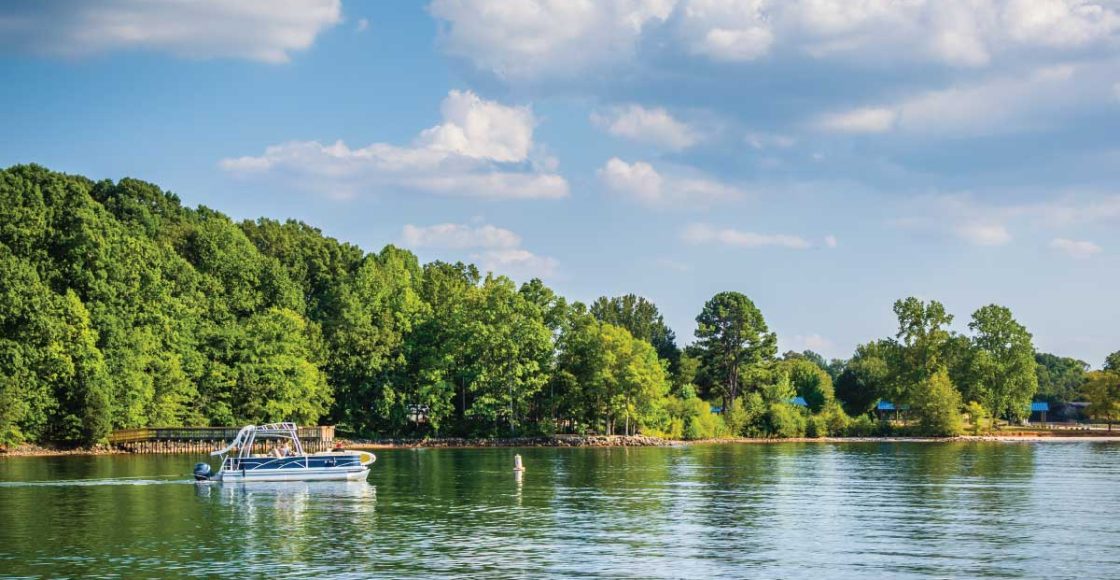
[
  {"xmin": 1050, "ymin": 237, "xmax": 1102, "ymax": 258},
  {"xmin": 681, "ymin": 223, "xmax": 812, "ymax": 249},
  {"xmin": 419, "ymin": 90, "xmax": 536, "ymax": 162},
  {"xmin": 220, "ymin": 90, "xmax": 568, "ymax": 200},
  {"xmin": 598, "ymin": 158, "xmax": 744, "ymax": 207},
  {"xmin": 0, "ymin": 0, "xmax": 341, "ymax": 63},
  {"xmin": 745, "ymin": 132, "xmax": 796, "ymax": 149},
  {"xmin": 430, "ymin": 1, "xmax": 1120, "ymax": 146},
  {"xmin": 1043, "ymin": 194, "xmax": 1120, "ymax": 225},
  {"xmin": 894, "ymin": 191, "xmax": 1120, "ymax": 248},
  {"xmin": 475, "ymin": 249, "xmax": 559, "ymax": 279},
  {"xmin": 428, "ymin": 0, "xmax": 674, "ymax": 79},
  {"xmin": 401, "ymin": 222, "xmax": 557, "ymax": 279},
  {"xmin": 591, "ymin": 105, "xmax": 700, "ymax": 150},
  {"xmin": 401, "ymin": 224, "xmax": 521, "ymax": 249},
  {"xmin": 953, "ymin": 222, "xmax": 1013, "ymax": 246},
  {"xmin": 824, "ymin": 235, "xmax": 838, "ymax": 248},
  {"xmin": 893, "ymin": 194, "xmax": 1016, "ymax": 246},
  {"xmin": 818, "ymin": 63, "xmax": 1117, "ymax": 137},
  {"xmin": 783, "ymin": 333, "xmax": 836, "ymax": 356},
  {"xmin": 430, "ymin": 0, "xmax": 1120, "ymax": 77},
  {"xmin": 677, "ymin": 0, "xmax": 774, "ymax": 62},
  {"xmin": 1003, "ymin": 0, "xmax": 1120, "ymax": 49},
  {"xmin": 815, "ymin": 107, "xmax": 897, "ymax": 133}
]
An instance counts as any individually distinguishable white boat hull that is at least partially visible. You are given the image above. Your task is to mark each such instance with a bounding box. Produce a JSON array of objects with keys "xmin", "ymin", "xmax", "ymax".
[{"xmin": 215, "ymin": 466, "xmax": 369, "ymax": 482}]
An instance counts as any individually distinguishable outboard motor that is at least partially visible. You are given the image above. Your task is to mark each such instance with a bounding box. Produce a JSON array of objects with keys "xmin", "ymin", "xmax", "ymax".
[{"xmin": 193, "ymin": 462, "xmax": 213, "ymax": 481}]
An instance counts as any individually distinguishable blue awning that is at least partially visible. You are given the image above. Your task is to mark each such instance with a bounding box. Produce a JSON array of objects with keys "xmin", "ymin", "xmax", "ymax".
[
  {"xmin": 877, "ymin": 401, "xmax": 910, "ymax": 411},
  {"xmin": 790, "ymin": 396, "xmax": 808, "ymax": 407},
  {"xmin": 1031, "ymin": 401, "xmax": 1050, "ymax": 412},
  {"xmin": 710, "ymin": 406, "xmax": 723, "ymax": 414}
]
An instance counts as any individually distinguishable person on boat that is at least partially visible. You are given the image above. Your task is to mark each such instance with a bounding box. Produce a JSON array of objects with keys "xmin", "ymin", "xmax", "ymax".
[{"xmin": 281, "ymin": 442, "xmax": 294, "ymax": 457}]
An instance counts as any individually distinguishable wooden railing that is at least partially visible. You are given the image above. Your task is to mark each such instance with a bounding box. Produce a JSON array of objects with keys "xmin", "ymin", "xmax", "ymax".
[{"xmin": 109, "ymin": 426, "xmax": 334, "ymax": 445}]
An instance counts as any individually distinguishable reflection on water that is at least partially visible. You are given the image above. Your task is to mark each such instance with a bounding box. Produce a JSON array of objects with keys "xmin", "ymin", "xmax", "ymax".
[{"xmin": 1, "ymin": 443, "xmax": 1119, "ymax": 578}]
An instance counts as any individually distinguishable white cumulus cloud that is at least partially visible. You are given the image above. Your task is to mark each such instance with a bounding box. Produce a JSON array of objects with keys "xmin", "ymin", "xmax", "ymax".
[
  {"xmin": 401, "ymin": 222, "xmax": 558, "ymax": 279},
  {"xmin": 430, "ymin": 0, "xmax": 1120, "ymax": 77},
  {"xmin": 1050, "ymin": 237, "xmax": 1102, "ymax": 258},
  {"xmin": 0, "ymin": 0, "xmax": 342, "ymax": 63},
  {"xmin": 428, "ymin": 0, "xmax": 674, "ymax": 79},
  {"xmin": 591, "ymin": 105, "xmax": 700, "ymax": 150},
  {"xmin": 678, "ymin": 0, "xmax": 774, "ymax": 61},
  {"xmin": 783, "ymin": 333, "xmax": 836, "ymax": 357},
  {"xmin": 598, "ymin": 158, "xmax": 744, "ymax": 207},
  {"xmin": 220, "ymin": 90, "xmax": 568, "ymax": 200},
  {"xmin": 814, "ymin": 61, "xmax": 1119, "ymax": 137},
  {"xmin": 954, "ymin": 222, "xmax": 1013, "ymax": 246},
  {"xmin": 401, "ymin": 224, "xmax": 522, "ymax": 250},
  {"xmin": 681, "ymin": 223, "xmax": 812, "ymax": 249},
  {"xmin": 476, "ymin": 249, "xmax": 559, "ymax": 279},
  {"xmin": 815, "ymin": 107, "xmax": 897, "ymax": 133}
]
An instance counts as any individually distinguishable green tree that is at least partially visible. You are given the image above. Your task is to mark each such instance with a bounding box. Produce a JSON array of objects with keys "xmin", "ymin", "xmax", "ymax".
[
  {"xmin": 554, "ymin": 314, "xmax": 670, "ymax": 435},
  {"xmin": 911, "ymin": 368, "xmax": 963, "ymax": 436},
  {"xmin": 591, "ymin": 294, "xmax": 679, "ymax": 367},
  {"xmin": 834, "ymin": 340, "xmax": 895, "ymax": 416},
  {"xmin": 959, "ymin": 305, "xmax": 1038, "ymax": 423},
  {"xmin": 48, "ymin": 291, "xmax": 113, "ymax": 444},
  {"xmin": 777, "ymin": 357, "xmax": 835, "ymax": 412},
  {"xmin": 693, "ymin": 291, "xmax": 776, "ymax": 406},
  {"xmin": 325, "ymin": 247, "xmax": 425, "ymax": 435},
  {"xmin": 404, "ymin": 261, "xmax": 480, "ymax": 434},
  {"xmin": 891, "ymin": 297, "xmax": 955, "ymax": 396},
  {"xmin": 1105, "ymin": 351, "xmax": 1120, "ymax": 373},
  {"xmin": 964, "ymin": 401, "xmax": 990, "ymax": 435},
  {"xmin": 460, "ymin": 275, "xmax": 552, "ymax": 435},
  {"xmin": 240, "ymin": 218, "xmax": 364, "ymax": 321},
  {"xmin": 229, "ymin": 308, "xmax": 332, "ymax": 424},
  {"xmin": 1083, "ymin": 371, "xmax": 1120, "ymax": 430},
  {"xmin": 1035, "ymin": 353, "xmax": 1089, "ymax": 405}
]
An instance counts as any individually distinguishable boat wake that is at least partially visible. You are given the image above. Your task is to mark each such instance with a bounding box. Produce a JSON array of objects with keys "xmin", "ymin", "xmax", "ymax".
[{"xmin": 0, "ymin": 476, "xmax": 193, "ymax": 488}]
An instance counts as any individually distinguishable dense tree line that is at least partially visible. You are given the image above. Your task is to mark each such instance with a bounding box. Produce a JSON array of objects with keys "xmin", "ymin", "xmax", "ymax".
[{"xmin": 1, "ymin": 166, "xmax": 1117, "ymax": 445}]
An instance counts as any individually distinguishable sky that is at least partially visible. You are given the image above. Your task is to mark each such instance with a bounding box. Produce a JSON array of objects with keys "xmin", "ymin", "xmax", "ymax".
[{"xmin": 1, "ymin": 0, "xmax": 1118, "ymax": 366}]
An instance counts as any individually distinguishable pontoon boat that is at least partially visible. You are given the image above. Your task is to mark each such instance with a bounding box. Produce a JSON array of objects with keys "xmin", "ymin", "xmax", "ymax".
[{"xmin": 193, "ymin": 423, "xmax": 374, "ymax": 482}]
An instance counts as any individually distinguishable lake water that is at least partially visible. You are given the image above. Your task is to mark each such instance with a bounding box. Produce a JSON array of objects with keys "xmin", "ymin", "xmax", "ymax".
[{"xmin": 1, "ymin": 442, "xmax": 1119, "ymax": 578}]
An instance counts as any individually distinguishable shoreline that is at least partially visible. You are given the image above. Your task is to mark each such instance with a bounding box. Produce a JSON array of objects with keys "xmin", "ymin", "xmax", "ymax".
[{"xmin": 5, "ymin": 431, "xmax": 1120, "ymax": 458}]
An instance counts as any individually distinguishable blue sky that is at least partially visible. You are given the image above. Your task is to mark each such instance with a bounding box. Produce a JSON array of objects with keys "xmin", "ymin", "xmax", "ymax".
[{"xmin": 2, "ymin": 0, "xmax": 1118, "ymax": 366}]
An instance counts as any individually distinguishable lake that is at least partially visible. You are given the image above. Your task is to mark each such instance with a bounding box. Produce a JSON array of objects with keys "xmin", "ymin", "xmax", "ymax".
[{"xmin": 1, "ymin": 442, "xmax": 1118, "ymax": 578}]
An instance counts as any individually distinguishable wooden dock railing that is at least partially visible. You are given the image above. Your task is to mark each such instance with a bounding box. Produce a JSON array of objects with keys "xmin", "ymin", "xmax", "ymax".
[{"xmin": 108, "ymin": 426, "xmax": 335, "ymax": 453}]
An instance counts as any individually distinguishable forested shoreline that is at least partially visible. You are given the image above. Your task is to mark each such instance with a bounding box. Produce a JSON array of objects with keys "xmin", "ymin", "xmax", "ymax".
[{"xmin": 1, "ymin": 165, "xmax": 1118, "ymax": 447}]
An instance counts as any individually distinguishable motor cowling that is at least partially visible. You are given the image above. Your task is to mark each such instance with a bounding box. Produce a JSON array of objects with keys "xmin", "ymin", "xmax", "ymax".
[{"xmin": 193, "ymin": 462, "xmax": 213, "ymax": 481}]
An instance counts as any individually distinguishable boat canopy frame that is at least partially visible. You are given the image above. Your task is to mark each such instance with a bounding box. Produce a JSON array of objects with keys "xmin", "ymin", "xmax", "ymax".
[{"xmin": 210, "ymin": 422, "xmax": 306, "ymax": 463}]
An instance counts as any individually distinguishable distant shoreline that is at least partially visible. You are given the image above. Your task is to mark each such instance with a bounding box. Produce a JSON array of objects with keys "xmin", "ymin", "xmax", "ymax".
[{"xmin": 5, "ymin": 431, "xmax": 1120, "ymax": 458}]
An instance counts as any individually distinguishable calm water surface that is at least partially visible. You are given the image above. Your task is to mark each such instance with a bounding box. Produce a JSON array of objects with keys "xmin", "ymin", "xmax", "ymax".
[{"xmin": 1, "ymin": 442, "xmax": 1119, "ymax": 578}]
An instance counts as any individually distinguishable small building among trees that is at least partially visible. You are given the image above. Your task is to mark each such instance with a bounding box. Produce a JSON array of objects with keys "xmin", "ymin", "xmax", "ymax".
[{"xmin": 1029, "ymin": 401, "xmax": 1049, "ymax": 424}]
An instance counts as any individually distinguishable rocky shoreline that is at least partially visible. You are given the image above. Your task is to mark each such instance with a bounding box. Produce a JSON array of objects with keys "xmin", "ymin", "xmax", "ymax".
[
  {"xmin": 5, "ymin": 432, "xmax": 1120, "ymax": 457},
  {"xmin": 348, "ymin": 434, "xmax": 674, "ymax": 449}
]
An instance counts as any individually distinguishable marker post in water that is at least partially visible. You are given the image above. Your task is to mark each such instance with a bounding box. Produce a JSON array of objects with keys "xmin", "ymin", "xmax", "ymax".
[{"xmin": 514, "ymin": 454, "xmax": 525, "ymax": 472}]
